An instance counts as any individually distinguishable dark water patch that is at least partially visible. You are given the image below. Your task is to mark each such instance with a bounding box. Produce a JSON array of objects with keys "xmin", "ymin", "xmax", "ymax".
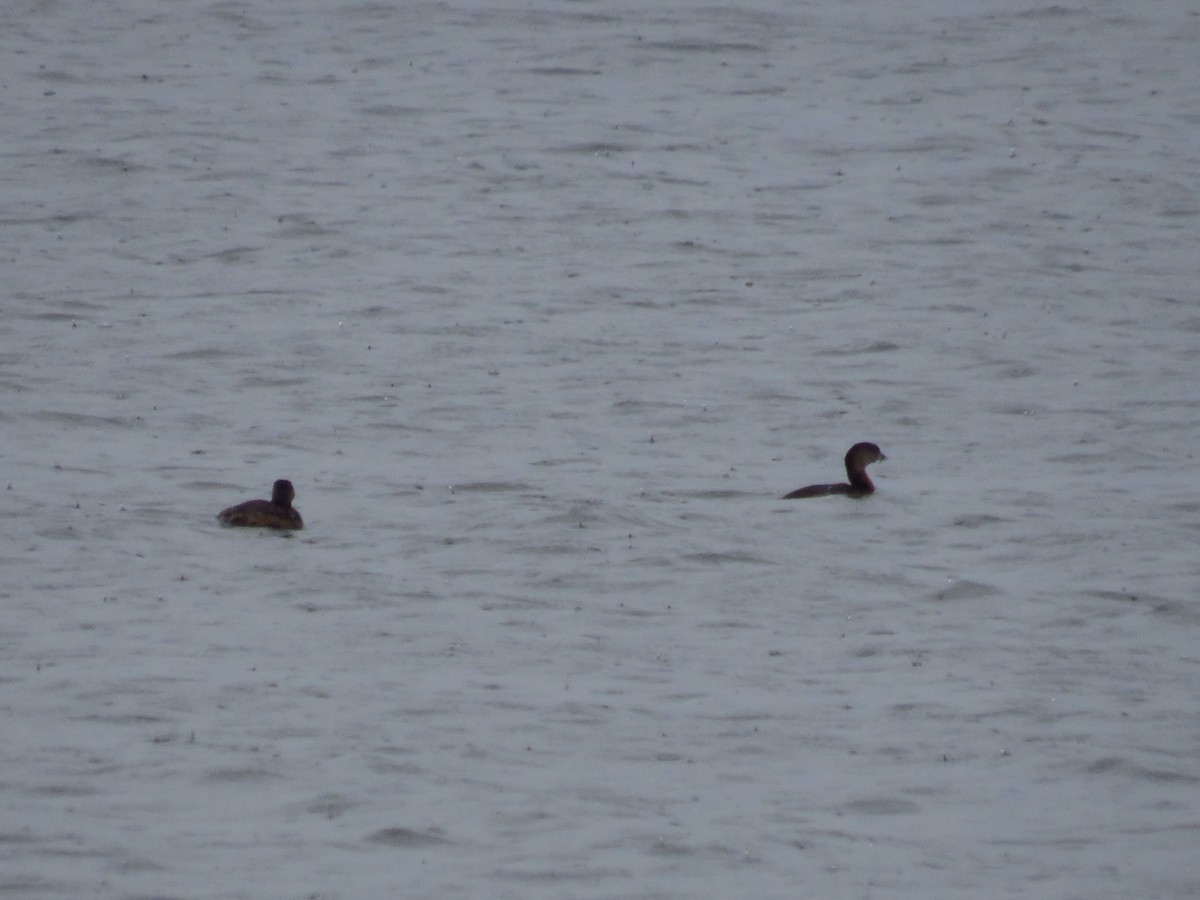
[
  {"xmin": 648, "ymin": 173, "xmax": 712, "ymax": 187},
  {"xmin": 612, "ymin": 399, "xmax": 685, "ymax": 413},
  {"xmin": 274, "ymin": 215, "xmax": 337, "ymax": 237},
  {"xmin": 1086, "ymin": 757, "xmax": 1199, "ymax": 783},
  {"xmin": 916, "ymin": 193, "xmax": 982, "ymax": 207},
  {"xmin": 1045, "ymin": 450, "xmax": 1115, "ymax": 465},
  {"xmin": 495, "ymin": 864, "xmax": 629, "ymax": 882},
  {"xmin": 990, "ymin": 404, "xmax": 1043, "ymax": 417},
  {"xmin": 29, "ymin": 783, "xmax": 100, "ymax": 797},
  {"xmin": 1149, "ymin": 600, "xmax": 1200, "ymax": 626},
  {"xmin": 844, "ymin": 797, "xmax": 919, "ymax": 815},
  {"xmin": 626, "ymin": 554, "xmax": 678, "ymax": 569},
  {"xmin": 997, "ymin": 364, "xmax": 1037, "ymax": 378},
  {"xmin": 202, "ymin": 767, "xmax": 279, "ymax": 783},
  {"xmin": 1015, "ymin": 5, "xmax": 1085, "ymax": 18},
  {"xmin": 548, "ymin": 702, "xmax": 609, "ymax": 727},
  {"xmin": 1161, "ymin": 204, "xmax": 1200, "ymax": 218},
  {"xmin": 163, "ymin": 346, "xmax": 241, "ymax": 360},
  {"xmin": 636, "ymin": 41, "xmax": 766, "ymax": 54},
  {"xmin": 76, "ymin": 713, "xmax": 165, "ymax": 726},
  {"xmin": 534, "ymin": 504, "xmax": 606, "ymax": 527},
  {"xmin": 447, "ymin": 481, "xmax": 534, "ymax": 494},
  {"xmin": 648, "ymin": 838, "xmax": 695, "ymax": 857},
  {"xmin": 185, "ymin": 480, "xmax": 245, "ymax": 493},
  {"xmin": 1083, "ymin": 589, "xmax": 1142, "ymax": 604},
  {"xmin": 750, "ymin": 388, "xmax": 808, "ymax": 403},
  {"xmin": 730, "ymin": 84, "xmax": 787, "ymax": 97},
  {"xmin": 344, "ymin": 393, "xmax": 400, "ymax": 404},
  {"xmin": 703, "ymin": 711, "xmax": 773, "ymax": 725},
  {"xmin": 521, "ymin": 67, "xmax": 602, "ymax": 76},
  {"xmin": 206, "ymin": 4, "xmax": 269, "ymax": 30},
  {"xmin": 952, "ymin": 514, "xmax": 1009, "ymax": 528},
  {"xmin": 789, "ymin": 267, "xmax": 865, "ymax": 283},
  {"xmin": 21, "ymin": 307, "xmax": 93, "ymax": 322},
  {"xmin": 817, "ymin": 341, "xmax": 901, "ymax": 356},
  {"xmin": 202, "ymin": 246, "xmax": 261, "ymax": 264},
  {"xmin": 752, "ymin": 181, "xmax": 832, "ymax": 196},
  {"xmin": 619, "ymin": 750, "xmax": 688, "ymax": 763},
  {"xmin": 34, "ymin": 68, "xmax": 86, "ymax": 83},
  {"xmin": 553, "ymin": 142, "xmax": 636, "ymax": 155},
  {"xmin": 75, "ymin": 155, "xmax": 151, "ymax": 174},
  {"xmin": 360, "ymin": 103, "xmax": 443, "ymax": 117},
  {"xmin": 698, "ymin": 619, "xmax": 756, "ymax": 631},
  {"xmin": 237, "ymin": 375, "xmax": 308, "ymax": 388},
  {"xmin": 608, "ymin": 604, "xmax": 672, "ymax": 620},
  {"xmin": 523, "ymin": 542, "xmax": 603, "ymax": 557},
  {"xmin": 36, "ymin": 411, "xmax": 138, "ymax": 429},
  {"xmin": 646, "ymin": 142, "xmax": 712, "ymax": 156},
  {"xmin": 0, "ymin": 831, "xmax": 43, "ymax": 843},
  {"xmin": 367, "ymin": 758, "xmax": 424, "ymax": 777},
  {"xmin": 476, "ymin": 594, "xmax": 559, "ymax": 613},
  {"xmin": 302, "ymin": 794, "xmax": 357, "ymax": 819},
  {"xmin": 366, "ymin": 420, "xmax": 437, "ymax": 436},
  {"xmin": 683, "ymin": 551, "xmax": 773, "ymax": 566},
  {"xmin": 929, "ymin": 579, "xmax": 1001, "ymax": 601},
  {"xmin": 368, "ymin": 825, "xmax": 453, "ymax": 847},
  {"xmin": 1, "ymin": 877, "xmax": 67, "ymax": 898},
  {"xmin": 559, "ymin": 11, "xmax": 621, "ymax": 24},
  {"xmin": 671, "ymin": 489, "xmax": 761, "ymax": 500}
]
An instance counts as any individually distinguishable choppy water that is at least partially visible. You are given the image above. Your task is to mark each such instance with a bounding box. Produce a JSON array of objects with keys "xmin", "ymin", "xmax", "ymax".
[{"xmin": 3, "ymin": 2, "xmax": 1199, "ymax": 898}]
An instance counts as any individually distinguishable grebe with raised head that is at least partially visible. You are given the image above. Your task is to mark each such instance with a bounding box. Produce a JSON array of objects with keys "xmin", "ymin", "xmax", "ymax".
[{"xmin": 783, "ymin": 443, "xmax": 886, "ymax": 499}]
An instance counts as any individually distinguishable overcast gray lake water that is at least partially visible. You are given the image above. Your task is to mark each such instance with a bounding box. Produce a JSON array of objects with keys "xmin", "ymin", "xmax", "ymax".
[{"xmin": 3, "ymin": 2, "xmax": 1199, "ymax": 897}]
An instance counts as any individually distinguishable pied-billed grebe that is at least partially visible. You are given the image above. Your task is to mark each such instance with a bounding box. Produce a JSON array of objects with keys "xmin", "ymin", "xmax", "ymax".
[
  {"xmin": 217, "ymin": 479, "xmax": 303, "ymax": 530},
  {"xmin": 783, "ymin": 442, "xmax": 886, "ymax": 499}
]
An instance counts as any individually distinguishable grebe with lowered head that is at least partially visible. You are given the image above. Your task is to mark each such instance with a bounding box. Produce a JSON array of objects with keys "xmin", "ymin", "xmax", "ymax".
[
  {"xmin": 217, "ymin": 479, "xmax": 304, "ymax": 529},
  {"xmin": 783, "ymin": 443, "xmax": 886, "ymax": 499}
]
